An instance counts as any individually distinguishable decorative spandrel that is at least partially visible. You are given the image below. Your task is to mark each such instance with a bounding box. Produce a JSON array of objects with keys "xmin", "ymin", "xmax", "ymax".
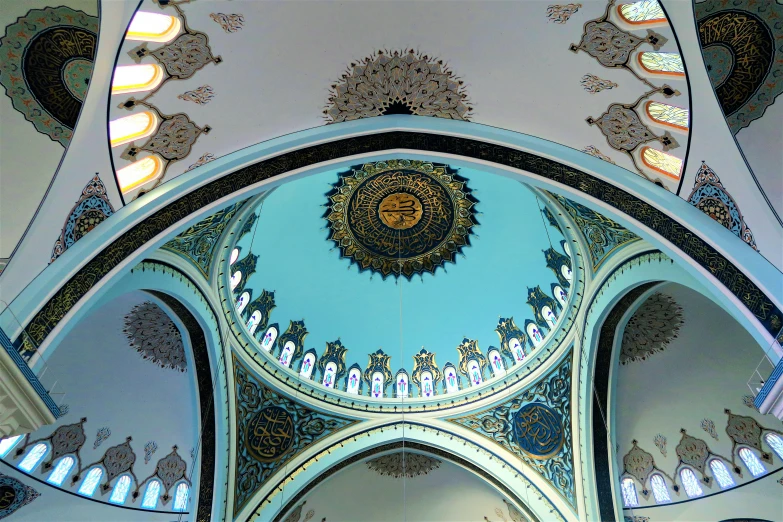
[{"xmin": 324, "ymin": 159, "xmax": 478, "ymax": 279}]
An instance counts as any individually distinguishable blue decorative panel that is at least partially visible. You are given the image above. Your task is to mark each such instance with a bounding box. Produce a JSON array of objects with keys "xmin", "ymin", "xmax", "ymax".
[
  {"xmin": 450, "ymin": 354, "xmax": 575, "ymax": 507},
  {"xmin": 0, "ymin": 473, "xmax": 40, "ymax": 519},
  {"xmin": 51, "ymin": 175, "xmax": 115, "ymax": 263}
]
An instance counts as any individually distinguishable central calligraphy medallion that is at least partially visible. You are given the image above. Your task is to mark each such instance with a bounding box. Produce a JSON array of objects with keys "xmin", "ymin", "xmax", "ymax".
[
  {"xmin": 511, "ymin": 402, "xmax": 564, "ymax": 459},
  {"xmin": 245, "ymin": 406, "xmax": 295, "ymax": 462},
  {"xmin": 378, "ymin": 192, "xmax": 423, "ymax": 230}
]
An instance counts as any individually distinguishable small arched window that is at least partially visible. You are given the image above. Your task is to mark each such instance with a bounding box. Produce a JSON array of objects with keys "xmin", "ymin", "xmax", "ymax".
[
  {"xmin": 649, "ymin": 473, "xmax": 670, "ymax": 503},
  {"xmin": 396, "ymin": 372, "xmax": 410, "ymax": 398},
  {"xmin": 561, "ymin": 264, "xmax": 572, "ymax": 281},
  {"xmin": 346, "ymin": 368, "xmax": 361, "ymax": 394},
  {"xmin": 126, "ymin": 11, "xmax": 181, "ymax": 43},
  {"xmin": 0, "ymin": 435, "xmax": 23, "ymax": 458},
  {"xmin": 467, "ymin": 360, "xmax": 483, "ymax": 387},
  {"xmin": 322, "ymin": 362, "xmax": 337, "ymax": 388},
  {"xmin": 509, "ymin": 337, "xmax": 525, "ymax": 363},
  {"xmin": 620, "ymin": 478, "xmax": 639, "ymax": 507},
  {"xmin": 18, "ymin": 443, "xmax": 48, "ymax": 472},
  {"xmin": 278, "ymin": 341, "xmax": 295, "ymax": 368},
  {"xmin": 370, "ymin": 371, "xmax": 385, "ymax": 398},
  {"xmin": 527, "ymin": 323, "xmax": 544, "ymax": 347},
  {"xmin": 738, "ymin": 448, "xmax": 766, "ymax": 477},
  {"xmin": 47, "ymin": 456, "xmax": 75, "ymax": 486},
  {"xmin": 173, "ymin": 483, "xmax": 189, "ymax": 511},
  {"xmin": 299, "ymin": 353, "xmax": 315, "ymax": 379},
  {"xmin": 229, "ymin": 248, "xmax": 240, "ymax": 265},
  {"xmin": 709, "ymin": 459, "xmax": 735, "ymax": 489},
  {"xmin": 78, "ymin": 467, "xmax": 103, "ymax": 497},
  {"xmin": 542, "ymin": 306, "xmax": 557, "ymax": 329},
  {"xmin": 246, "ymin": 311, "xmax": 262, "ymax": 335},
  {"xmin": 679, "ymin": 468, "xmax": 703, "ymax": 498},
  {"xmin": 444, "ymin": 366, "xmax": 459, "ymax": 394},
  {"xmin": 641, "ymin": 147, "xmax": 683, "ymax": 180},
  {"xmin": 112, "ymin": 64, "xmax": 164, "ymax": 95},
  {"xmin": 553, "ymin": 286, "xmax": 567, "ymax": 308},
  {"xmin": 116, "ymin": 155, "xmax": 164, "ymax": 194},
  {"xmin": 109, "ymin": 111, "xmax": 159, "ymax": 147},
  {"xmin": 109, "ymin": 475, "xmax": 132, "ymax": 504},
  {"xmin": 645, "ymin": 101, "xmax": 689, "ymax": 131},
  {"xmin": 765, "ymin": 433, "xmax": 783, "ymax": 460},
  {"xmin": 141, "ymin": 479, "xmax": 161, "ymax": 509},
  {"xmin": 260, "ymin": 326, "xmax": 277, "ymax": 352},
  {"xmin": 618, "ymin": 0, "xmax": 665, "ymax": 24},
  {"xmin": 638, "ymin": 52, "xmax": 685, "ymax": 76},
  {"xmin": 420, "ymin": 371, "xmax": 435, "ymax": 397},
  {"xmin": 488, "ymin": 350, "xmax": 506, "ymax": 378},
  {"xmin": 229, "ymin": 270, "xmax": 242, "ymax": 290},
  {"xmin": 236, "ymin": 292, "xmax": 250, "ymax": 314}
]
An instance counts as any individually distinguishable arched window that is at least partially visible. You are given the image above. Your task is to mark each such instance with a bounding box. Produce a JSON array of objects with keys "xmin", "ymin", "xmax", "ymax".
[
  {"xmin": 278, "ymin": 341, "xmax": 295, "ymax": 368},
  {"xmin": 126, "ymin": 11, "xmax": 181, "ymax": 43},
  {"xmin": 246, "ymin": 311, "xmax": 262, "ymax": 335},
  {"xmin": 47, "ymin": 456, "xmax": 75, "ymax": 486},
  {"xmin": 554, "ymin": 286, "xmax": 567, "ymax": 308},
  {"xmin": 679, "ymin": 468, "xmax": 703, "ymax": 498},
  {"xmin": 109, "ymin": 475, "xmax": 132, "ymax": 504},
  {"xmin": 467, "ymin": 360, "xmax": 483, "ymax": 387},
  {"xmin": 488, "ymin": 350, "xmax": 506, "ymax": 378},
  {"xmin": 173, "ymin": 483, "xmax": 189, "ymax": 511},
  {"xmin": 111, "ymin": 64, "xmax": 164, "ymax": 95},
  {"xmin": 645, "ymin": 101, "xmax": 689, "ymax": 131},
  {"xmin": 109, "ymin": 111, "xmax": 159, "ymax": 147},
  {"xmin": 236, "ymin": 292, "xmax": 250, "ymax": 314},
  {"xmin": 542, "ymin": 306, "xmax": 557, "ymax": 329},
  {"xmin": 322, "ymin": 362, "xmax": 337, "ymax": 388},
  {"xmin": 620, "ymin": 478, "xmax": 639, "ymax": 507},
  {"xmin": 509, "ymin": 337, "xmax": 526, "ymax": 363},
  {"xmin": 527, "ymin": 323, "xmax": 544, "ymax": 347},
  {"xmin": 0, "ymin": 435, "xmax": 23, "ymax": 458},
  {"xmin": 765, "ymin": 433, "xmax": 783, "ymax": 460},
  {"xmin": 420, "ymin": 371, "xmax": 435, "ymax": 398},
  {"xmin": 641, "ymin": 147, "xmax": 683, "ymax": 180},
  {"xmin": 229, "ymin": 270, "xmax": 242, "ymax": 290},
  {"xmin": 444, "ymin": 366, "xmax": 459, "ymax": 394},
  {"xmin": 396, "ymin": 372, "xmax": 410, "ymax": 398},
  {"xmin": 370, "ymin": 371, "xmax": 385, "ymax": 398},
  {"xmin": 738, "ymin": 448, "xmax": 766, "ymax": 477},
  {"xmin": 618, "ymin": 0, "xmax": 665, "ymax": 24},
  {"xmin": 709, "ymin": 459, "xmax": 735, "ymax": 489},
  {"xmin": 229, "ymin": 248, "xmax": 240, "ymax": 265},
  {"xmin": 649, "ymin": 473, "xmax": 670, "ymax": 503},
  {"xmin": 260, "ymin": 326, "xmax": 277, "ymax": 352},
  {"xmin": 141, "ymin": 479, "xmax": 161, "ymax": 509},
  {"xmin": 346, "ymin": 368, "xmax": 361, "ymax": 394},
  {"xmin": 299, "ymin": 353, "xmax": 315, "ymax": 379},
  {"xmin": 78, "ymin": 467, "xmax": 103, "ymax": 497},
  {"xmin": 18, "ymin": 443, "xmax": 48, "ymax": 472},
  {"xmin": 638, "ymin": 52, "xmax": 685, "ymax": 76},
  {"xmin": 561, "ymin": 264, "xmax": 572, "ymax": 281},
  {"xmin": 116, "ymin": 155, "xmax": 164, "ymax": 194}
]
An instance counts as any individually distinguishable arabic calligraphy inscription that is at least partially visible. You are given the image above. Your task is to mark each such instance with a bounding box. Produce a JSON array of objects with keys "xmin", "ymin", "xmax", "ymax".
[
  {"xmin": 512, "ymin": 402, "xmax": 564, "ymax": 458},
  {"xmin": 246, "ymin": 407, "xmax": 295, "ymax": 462}
]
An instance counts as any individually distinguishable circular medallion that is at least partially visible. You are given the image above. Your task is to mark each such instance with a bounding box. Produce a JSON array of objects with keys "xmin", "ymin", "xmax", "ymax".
[
  {"xmin": 325, "ymin": 160, "xmax": 478, "ymax": 279},
  {"xmin": 0, "ymin": 485, "xmax": 16, "ymax": 510},
  {"xmin": 512, "ymin": 402, "xmax": 564, "ymax": 458},
  {"xmin": 62, "ymin": 58, "xmax": 93, "ymax": 101},
  {"xmin": 245, "ymin": 406, "xmax": 295, "ymax": 462}
]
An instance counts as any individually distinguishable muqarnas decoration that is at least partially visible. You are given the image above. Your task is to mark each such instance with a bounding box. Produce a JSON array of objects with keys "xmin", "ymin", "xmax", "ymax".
[
  {"xmin": 0, "ymin": 473, "xmax": 40, "ymax": 519},
  {"xmin": 450, "ymin": 356, "xmax": 575, "ymax": 506},
  {"xmin": 123, "ymin": 301, "xmax": 187, "ymax": 372},
  {"xmin": 696, "ymin": 0, "xmax": 783, "ymax": 134},
  {"xmin": 366, "ymin": 452, "xmax": 441, "ymax": 478},
  {"xmin": 324, "ymin": 49, "xmax": 472, "ymax": 122},
  {"xmin": 620, "ymin": 292, "xmax": 683, "ymax": 364},
  {"xmin": 51, "ymin": 174, "xmax": 115, "ymax": 263},
  {"xmin": 233, "ymin": 355, "xmax": 356, "ymax": 512},
  {"xmin": 0, "ymin": 7, "xmax": 98, "ymax": 146},
  {"xmin": 687, "ymin": 162, "xmax": 757, "ymax": 251},
  {"xmin": 324, "ymin": 159, "xmax": 478, "ymax": 279}
]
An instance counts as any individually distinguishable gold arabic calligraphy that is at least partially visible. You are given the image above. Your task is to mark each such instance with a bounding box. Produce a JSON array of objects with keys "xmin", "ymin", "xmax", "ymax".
[
  {"xmin": 246, "ymin": 406, "xmax": 295, "ymax": 462},
  {"xmin": 378, "ymin": 192, "xmax": 423, "ymax": 230},
  {"xmin": 512, "ymin": 403, "xmax": 564, "ymax": 458}
]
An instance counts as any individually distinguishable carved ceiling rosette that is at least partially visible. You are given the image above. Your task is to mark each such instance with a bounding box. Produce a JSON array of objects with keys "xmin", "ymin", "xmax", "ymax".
[{"xmin": 366, "ymin": 452, "xmax": 442, "ymax": 478}]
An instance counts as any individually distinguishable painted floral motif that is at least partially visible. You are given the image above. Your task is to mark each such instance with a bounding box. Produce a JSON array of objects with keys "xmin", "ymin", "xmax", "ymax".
[
  {"xmin": 366, "ymin": 452, "xmax": 441, "ymax": 478},
  {"xmin": 210, "ymin": 13, "xmax": 245, "ymax": 33},
  {"xmin": 725, "ymin": 409, "xmax": 767, "ymax": 459},
  {"xmin": 675, "ymin": 430, "xmax": 710, "ymax": 474},
  {"xmin": 623, "ymin": 440, "xmax": 655, "ymax": 483},
  {"xmin": 0, "ymin": 473, "xmax": 40, "ymax": 518},
  {"xmin": 57, "ymin": 404, "xmax": 70, "ymax": 418},
  {"xmin": 123, "ymin": 301, "xmax": 187, "ymax": 372},
  {"xmin": 620, "ymin": 292, "xmax": 683, "ymax": 364},
  {"xmin": 186, "ymin": 152, "xmax": 217, "ymax": 172},
  {"xmin": 324, "ymin": 49, "xmax": 472, "ymax": 123},
  {"xmin": 178, "ymin": 85, "xmax": 215, "ymax": 105},
  {"xmin": 581, "ymin": 74, "xmax": 618, "ymax": 93},
  {"xmin": 546, "ymin": 4, "xmax": 582, "ymax": 23},
  {"xmin": 653, "ymin": 434, "xmax": 667, "ymax": 457},
  {"xmin": 701, "ymin": 418, "xmax": 719, "ymax": 440},
  {"xmin": 99, "ymin": 438, "xmax": 137, "ymax": 488},
  {"xmin": 582, "ymin": 145, "xmax": 616, "ymax": 164},
  {"xmin": 153, "ymin": 447, "xmax": 188, "ymax": 498},
  {"xmin": 94, "ymin": 427, "xmax": 111, "ymax": 449},
  {"xmin": 51, "ymin": 175, "xmax": 115, "ymax": 263},
  {"xmin": 144, "ymin": 441, "xmax": 158, "ymax": 465},
  {"xmin": 742, "ymin": 394, "xmax": 759, "ymax": 411},
  {"xmin": 687, "ymin": 162, "xmax": 757, "ymax": 251}
]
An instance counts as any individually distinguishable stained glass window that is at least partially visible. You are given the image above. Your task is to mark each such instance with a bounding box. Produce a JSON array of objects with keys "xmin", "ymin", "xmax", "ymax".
[
  {"xmin": 638, "ymin": 52, "xmax": 685, "ymax": 75},
  {"xmin": 279, "ymin": 341, "xmax": 295, "ymax": 368},
  {"xmin": 346, "ymin": 368, "xmax": 361, "ymax": 394},
  {"xmin": 554, "ymin": 286, "xmax": 567, "ymax": 308},
  {"xmin": 110, "ymin": 475, "xmax": 132, "ymax": 504},
  {"xmin": 646, "ymin": 101, "xmax": 689, "ymax": 131},
  {"xmin": 527, "ymin": 323, "xmax": 544, "ymax": 347},
  {"xmin": 300, "ymin": 354, "xmax": 315, "ymax": 379},
  {"xmin": 236, "ymin": 292, "xmax": 250, "ymax": 314},
  {"xmin": 739, "ymin": 448, "xmax": 766, "ymax": 477},
  {"xmin": 467, "ymin": 360, "xmax": 483, "ymax": 387},
  {"xmin": 509, "ymin": 337, "xmax": 526, "ymax": 363},
  {"xmin": 396, "ymin": 372, "xmax": 410, "ymax": 397},
  {"xmin": 420, "ymin": 371, "xmax": 435, "ymax": 397},
  {"xmin": 109, "ymin": 111, "xmax": 158, "ymax": 148},
  {"xmin": 641, "ymin": 147, "xmax": 683, "ymax": 180},
  {"xmin": 765, "ymin": 433, "xmax": 783, "ymax": 460},
  {"xmin": 78, "ymin": 467, "xmax": 103, "ymax": 497},
  {"xmin": 650, "ymin": 473, "xmax": 671, "ymax": 503},
  {"xmin": 561, "ymin": 264, "xmax": 572, "ymax": 281},
  {"xmin": 230, "ymin": 248, "xmax": 240, "ymax": 265},
  {"xmin": 709, "ymin": 459, "xmax": 735, "ymax": 489},
  {"xmin": 488, "ymin": 350, "xmax": 506, "ymax": 378},
  {"xmin": 322, "ymin": 362, "xmax": 337, "ymax": 388},
  {"xmin": 173, "ymin": 483, "xmax": 189, "ymax": 511},
  {"xmin": 116, "ymin": 155, "xmax": 163, "ymax": 194},
  {"xmin": 619, "ymin": 0, "xmax": 665, "ymax": 24},
  {"xmin": 370, "ymin": 371, "xmax": 385, "ymax": 398},
  {"xmin": 542, "ymin": 306, "xmax": 557, "ymax": 329},
  {"xmin": 444, "ymin": 366, "xmax": 459, "ymax": 394},
  {"xmin": 680, "ymin": 468, "xmax": 703, "ymax": 498},
  {"xmin": 0, "ymin": 435, "xmax": 22, "ymax": 458},
  {"xmin": 18, "ymin": 443, "xmax": 47, "ymax": 472},
  {"xmin": 127, "ymin": 11, "xmax": 181, "ymax": 43},
  {"xmin": 47, "ymin": 456, "xmax": 75, "ymax": 486},
  {"xmin": 229, "ymin": 270, "xmax": 242, "ymax": 290},
  {"xmin": 260, "ymin": 326, "xmax": 277, "ymax": 352},
  {"xmin": 621, "ymin": 478, "xmax": 639, "ymax": 507},
  {"xmin": 142, "ymin": 480, "xmax": 161, "ymax": 509},
  {"xmin": 112, "ymin": 64, "xmax": 164, "ymax": 95},
  {"xmin": 246, "ymin": 311, "xmax": 262, "ymax": 335}
]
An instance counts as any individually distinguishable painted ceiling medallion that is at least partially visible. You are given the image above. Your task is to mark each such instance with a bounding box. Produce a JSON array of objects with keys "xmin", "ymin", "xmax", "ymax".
[
  {"xmin": 620, "ymin": 292, "xmax": 683, "ymax": 364},
  {"xmin": 123, "ymin": 301, "xmax": 187, "ymax": 372},
  {"xmin": 324, "ymin": 49, "xmax": 472, "ymax": 122},
  {"xmin": 324, "ymin": 160, "xmax": 478, "ymax": 279},
  {"xmin": 366, "ymin": 452, "xmax": 442, "ymax": 478},
  {"xmin": 0, "ymin": 473, "xmax": 40, "ymax": 518}
]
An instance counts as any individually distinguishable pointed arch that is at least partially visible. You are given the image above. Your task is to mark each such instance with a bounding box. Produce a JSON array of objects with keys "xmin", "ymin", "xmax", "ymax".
[
  {"xmin": 18, "ymin": 443, "xmax": 48, "ymax": 472},
  {"xmin": 47, "ymin": 456, "xmax": 75, "ymax": 486}
]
